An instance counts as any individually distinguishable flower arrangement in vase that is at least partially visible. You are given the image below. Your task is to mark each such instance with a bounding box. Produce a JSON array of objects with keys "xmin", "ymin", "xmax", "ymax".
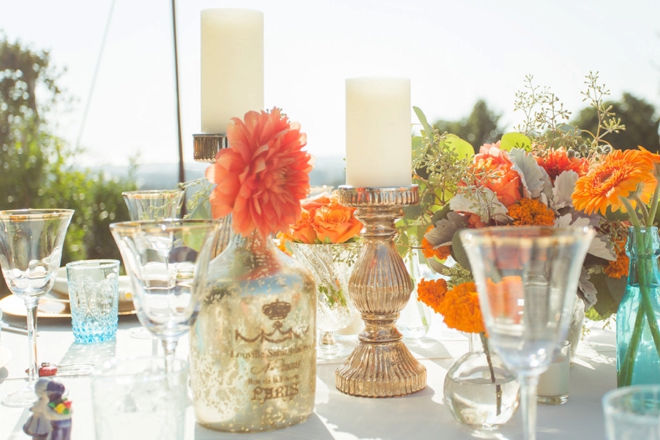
[
  {"xmin": 279, "ymin": 191, "xmax": 363, "ymax": 358},
  {"xmin": 421, "ymin": 74, "xmax": 634, "ymax": 355},
  {"xmin": 189, "ymin": 108, "xmax": 318, "ymax": 432},
  {"xmin": 417, "ymin": 277, "xmax": 520, "ymax": 429}
]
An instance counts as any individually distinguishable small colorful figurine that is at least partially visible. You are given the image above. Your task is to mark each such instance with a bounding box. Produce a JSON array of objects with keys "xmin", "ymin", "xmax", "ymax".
[
  {"xmin": 23, "ymin": 378, "xmax": 52, "ymax": 439},
  {"xmin": 23, "ymin": 378, "xmax": 72, "ymax": 440}
]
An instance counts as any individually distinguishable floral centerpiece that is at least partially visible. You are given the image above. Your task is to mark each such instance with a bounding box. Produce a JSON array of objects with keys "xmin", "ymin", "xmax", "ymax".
[
  {"xmin": 278, "ymin": 191, "xmax": 363, "ymax": 357},
  {"xmin": 188, "ymin": 108, "xmax": 318, "ymax": 432},
  {"xmin": 420, "ymin": 73, "xmax": 631, "ymax": 325}
]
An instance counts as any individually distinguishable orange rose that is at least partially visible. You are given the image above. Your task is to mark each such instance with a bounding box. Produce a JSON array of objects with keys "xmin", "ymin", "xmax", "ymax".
[
  {"xmin": 313, "ymin": 204, "xmax": 362, "ymax": 243},
  {"xmin": 288, "ymin": 208, "xmax": 317, "ymax": 244},
  {"xmin": 470, "ymin": 142, "xmax": 522, "ymax": 207},
  {"xmin": 486, "ymin": 276, "xmax": 523, "ymax": 324}
]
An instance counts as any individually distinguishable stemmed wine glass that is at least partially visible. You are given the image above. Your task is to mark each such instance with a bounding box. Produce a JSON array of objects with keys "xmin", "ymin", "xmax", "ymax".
[
  {"xmin": 122, "ymin": 189, "xmax": 184, "ymax": 341},
  {"xmin": 110, "ymin": 219, "xmax": 220, "ymax": 372},
  {"xmin": 0, "ymin": 209, "xmax": 73, "ymax": 407},
  {"xmin": 459, "ymin": 226, "xmax": 595, "ymax": 440}
]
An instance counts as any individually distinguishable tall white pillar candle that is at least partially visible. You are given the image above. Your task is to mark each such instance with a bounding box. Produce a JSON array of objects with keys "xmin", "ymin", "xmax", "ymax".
[
  {"xmin": 201, "ymin": 8, "xmax": 264, "ymax": 133},
  {"xmin": 345, "ymin": 77, "xmax": 412, "ymax": 188}
]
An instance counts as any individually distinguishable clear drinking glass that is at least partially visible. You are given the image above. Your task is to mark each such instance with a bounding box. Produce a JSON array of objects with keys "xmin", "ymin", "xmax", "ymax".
[
  {"xmin": 0, "ymin": 209, "xmax": 73, "ymax": 407},
  {"xmin": 459, "ymin": 226, "xmax": 595, "ymax": 440},
  {"xmin": 110, "ymin": 219, "xmax": 221, "ymax": 372},
  {"xmin": 603, "ymin": 385, "xmax": 660, "ymax": 439}
]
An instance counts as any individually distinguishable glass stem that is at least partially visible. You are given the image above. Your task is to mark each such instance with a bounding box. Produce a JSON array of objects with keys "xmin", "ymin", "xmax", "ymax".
[
  {"xmin": 25, "ymin": 299, "xmax": 39, "ymax": 382},
  {"xmin": 520, "ymin": 374, "xmax": 539, "ymax": 440},
  {"xmin": 162, "ymin": 338, "xmax": 178, "ymax": 374}
]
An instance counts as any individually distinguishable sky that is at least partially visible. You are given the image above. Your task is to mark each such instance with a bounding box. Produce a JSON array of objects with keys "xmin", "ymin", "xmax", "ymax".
[{"xmin": 1, "ymin": 0, "xmax": 659, "ymax": 168}]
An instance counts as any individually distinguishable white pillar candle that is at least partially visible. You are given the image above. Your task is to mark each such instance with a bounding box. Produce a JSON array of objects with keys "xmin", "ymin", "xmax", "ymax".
[
  {"xmin": 345, "ymin": 77, "xmax": 412, "ymax": 188},
  {"xmin": 538, "ymin": 342, "xmax": 570, "ymax": 403},
  {"xmin": 201, "ymin": 8, "xmax": 264, "ymax": 133}
]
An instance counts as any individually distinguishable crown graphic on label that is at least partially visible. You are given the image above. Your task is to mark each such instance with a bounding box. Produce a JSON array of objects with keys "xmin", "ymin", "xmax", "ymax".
[{"xmin": 262, "ymin": 300, "xmax": 292, "ymax": 321}]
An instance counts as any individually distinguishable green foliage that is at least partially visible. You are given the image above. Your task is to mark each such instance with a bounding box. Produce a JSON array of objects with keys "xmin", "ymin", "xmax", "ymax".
[
  {"xmin": 0, "ymin": 35, "xmax": 138, "ymax": 272},
  {"xmin": 433, "ymin": 100, "xmax": 503, "ymax": 146},
  {"xmin": 572, "ymin": 92, "xmax": 660, "ymax": 153},
  {"xmin": 397, "ymin": 107, "xmax": 473, "ymax": 256},
  {"xmin": 499, "ymin": 132, "xmax": 532, "ymax": 152}
]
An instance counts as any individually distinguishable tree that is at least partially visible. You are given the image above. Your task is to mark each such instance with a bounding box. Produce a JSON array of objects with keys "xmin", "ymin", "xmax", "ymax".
[
  {"xmin": 0, "ymin": 35, "xmax": 137, "ymax": 292},
  {"xmin": 433, "ymin": 99, "xmax": 503, "ymax": 147},
  {"xmin": 571, "ymin": 93, "xmax": 660, "ymax": 153}
]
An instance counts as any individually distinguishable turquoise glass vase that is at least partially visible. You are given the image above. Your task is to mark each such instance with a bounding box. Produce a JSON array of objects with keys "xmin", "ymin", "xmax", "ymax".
[{"xmin": 616, "ymin": 226, "xmax": 660, "ymax": 387}]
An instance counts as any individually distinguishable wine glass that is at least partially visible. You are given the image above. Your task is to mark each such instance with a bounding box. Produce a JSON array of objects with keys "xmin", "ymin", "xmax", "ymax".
[
  {"xmin": 121, "ymin": 189, "xmax": 185, "ymax": 222},
  {"xmin": 110, "ymin": 219, "xmax": 220, "ymax": 372},
  {"xmin": 122, "ymin": 188, "xmax": 184, "ymax": 341},
  {"xmin": 459, "ymin": 226, "xmax": 595, "ymax": 440},
  {"xmin": 0, "ymin": 209, "xmax": 73, "ymax": 407}
]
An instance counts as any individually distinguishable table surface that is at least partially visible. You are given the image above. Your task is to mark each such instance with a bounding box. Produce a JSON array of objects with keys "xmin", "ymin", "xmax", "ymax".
[{"xmin": 0, "ymin": 306, "xmax": 617, "ymax": 440}]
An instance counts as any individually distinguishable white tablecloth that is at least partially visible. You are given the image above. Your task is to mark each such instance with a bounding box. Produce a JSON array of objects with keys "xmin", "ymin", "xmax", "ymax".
[{"xmin": 0, "ymin": 311, "xmax": 616, "ymax": 440}]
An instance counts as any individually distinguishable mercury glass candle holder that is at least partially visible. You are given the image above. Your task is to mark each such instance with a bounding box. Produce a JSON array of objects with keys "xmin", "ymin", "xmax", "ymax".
[
  {"xmin": 193, "ymin": 133, "xmax": 228, "ymax": 163},
  {"xmin": 334, "ymin": 185, "xmax": 427, "ymax": 397}
]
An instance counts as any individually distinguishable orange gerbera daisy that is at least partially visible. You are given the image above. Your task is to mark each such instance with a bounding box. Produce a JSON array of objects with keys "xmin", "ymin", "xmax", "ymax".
[
  {"xmin": 572, "ymin": 149, "xmax": 656, "ymax": 216},
  {"xmin": 437, "ymin": 282, "xmax": 485, "ymax": 334},
  {"xmin": 417, "ymin": 278, "xmax": 448, "ymax": 314},
  {"xmin": 206, "ymin": 108, "xmax": 313, "ymax": 238},
  {"xmin": 507, "ymin": 198, "xmax": 556, "ymax": 226},
  {"xmin": 535, "ymin": 147, "xmax": 589, "ymax": 182}
]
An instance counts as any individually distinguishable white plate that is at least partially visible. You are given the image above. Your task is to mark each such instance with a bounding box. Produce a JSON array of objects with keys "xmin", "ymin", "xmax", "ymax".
[
  {"xmin": 52, "ymin": 267, "xmax": 133, "ymax": 303},
  {"xmin": 0, "ymin": 346, "xmax": 11, "ymax": 370},
  {"xmin": 0, "ymin": 294, "xmax": 135, "ymax": 319}
]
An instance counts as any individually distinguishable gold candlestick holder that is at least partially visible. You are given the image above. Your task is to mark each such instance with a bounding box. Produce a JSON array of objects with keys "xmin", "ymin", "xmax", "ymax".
[
  {"xmin": 193, "ymin": 133, "xmax": 228, "ymax": 163},
  {"xmin": 335, "ymin": 185, "xmax": 427, "ymax": 397}
]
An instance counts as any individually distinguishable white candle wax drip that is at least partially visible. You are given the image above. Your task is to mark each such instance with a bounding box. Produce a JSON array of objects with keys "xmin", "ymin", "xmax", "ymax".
[
  {"xmin": 345, "ymin": 77, "xmax": 412, "ymax": 188},
  {"xmin": 200, "ymin": 8, "xmax": 264, "ymax": 133}
]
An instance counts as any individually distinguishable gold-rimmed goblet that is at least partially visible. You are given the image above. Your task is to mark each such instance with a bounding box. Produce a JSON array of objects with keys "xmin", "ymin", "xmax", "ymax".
[
  {"xmin": 0, "ymin": 209, "xmax": 73, "ymax": 407},
  {"xmin": 460, "ymin": 226, "xmax": 595, "ymax": 440},
  {"xmin": 110, "ymin": 219, "xmax": 220, "ymax": 372}
]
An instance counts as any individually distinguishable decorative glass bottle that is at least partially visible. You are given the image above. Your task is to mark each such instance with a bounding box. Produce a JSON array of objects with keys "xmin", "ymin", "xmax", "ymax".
[
  {"xmin": 616, "ymin": 226, "xmax": 660, "ymax": 387},
  {"xmin": 189, "ymin": 231, "xmax": 317, "ymax": 432},
  {"xmin": 397, "ymin": 247, "xmax": 433, "ymax": 339},
  {"xmin": 444, "ymin": 333, "xmax": 520, "ymax": 430}
]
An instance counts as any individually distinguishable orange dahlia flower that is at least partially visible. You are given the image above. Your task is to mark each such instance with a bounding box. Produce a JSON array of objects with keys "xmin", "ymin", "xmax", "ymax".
[
  {"xmin": 507, "ymin": 198, "xmax": 556, "ymax": 226},
  {"xmin": 470, "ymin": 142, "xmax": 523, "ymax": 207},
  {"xmin": 572, "ymin": 149, "xmax": 655, "ymax": 216},
  {"xmin": 206, "ymin": 108, "xmax": 312, "ymax": 238},
  {"xmin": 535, "ymin": 148, "xmax": 589, "ymax": 183}
]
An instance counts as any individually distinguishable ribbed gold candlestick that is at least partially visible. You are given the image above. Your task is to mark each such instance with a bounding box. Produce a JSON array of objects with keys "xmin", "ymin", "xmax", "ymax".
[{"xmin": 335, "ymin": 185, "xmax": 426, "ymax": 397}]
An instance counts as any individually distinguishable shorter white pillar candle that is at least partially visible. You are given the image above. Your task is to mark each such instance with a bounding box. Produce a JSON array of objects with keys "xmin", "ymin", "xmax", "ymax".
[
  {"xmin": 538, "ymin": 342, "xmax": 570, "ymax": 403},
  {"xmin": 345, "ymin": 77, "xmax": 412, "ymax": 188},
  {"xmin": 201, "ymin": 8, "xmax": 264, "ymax": 134}
]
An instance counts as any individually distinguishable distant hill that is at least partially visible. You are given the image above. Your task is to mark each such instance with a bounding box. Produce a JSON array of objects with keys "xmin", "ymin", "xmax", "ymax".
[{"xmin": 94, "ymin": 156, "xmax": 346, "ymax": 191}]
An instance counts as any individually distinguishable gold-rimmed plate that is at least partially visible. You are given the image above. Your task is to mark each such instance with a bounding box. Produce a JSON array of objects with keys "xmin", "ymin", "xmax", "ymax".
[{"xmin": 0, "ymin": 294, "xmax": 135, "ymax": 319}]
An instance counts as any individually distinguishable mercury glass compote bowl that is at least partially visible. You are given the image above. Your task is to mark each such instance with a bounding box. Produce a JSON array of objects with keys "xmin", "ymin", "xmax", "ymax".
[
  {"xmin": 110, "ymin": 219, "xmax": 220, "ymax": 372},
  {"xmin": 0, "ymin": 209, "xmax": 73, "ymax": 407},
  {"xmin": 459, "ymin": 226, "xmax": 595, "ymax": 440}
]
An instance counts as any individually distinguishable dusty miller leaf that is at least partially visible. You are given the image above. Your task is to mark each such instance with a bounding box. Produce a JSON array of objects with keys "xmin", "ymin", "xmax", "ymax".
[
  {"xmin": 510, "ymin": 148, "xmax": 545, "ymax": 198},
  {"xmin": 553, "ymin": 170, "xmax": 579, "ymax": 210}
]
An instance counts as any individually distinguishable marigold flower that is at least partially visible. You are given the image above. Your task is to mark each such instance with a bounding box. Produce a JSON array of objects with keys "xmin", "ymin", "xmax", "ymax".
[
  {"xmin": 572, "ymin": 149, "xmax": 655, "ymax": 216},
  {"xmin": 437, "ymin": 282, "xmax": 485, "ymax": 334},
  {"xmin": 206, "ymin": 108, "xmax": 312, "ymax": 238},
  {"xmin": 535, "ymin": 148, "xmax": 589, "ymax": 182},
  {"xmin": 605, "ymin": 236, "xmax": 629, "ymax": 279},
  {"xmin": 421, "ymin": 226, "xmax": 451, "ymax": 261},
  {"xmin": 417, "ymin": 278, "xmax": 448, "ymax": 314},
  {"xmin": 507, "ymin": 198, "xmax": 556, "ymax": 226}
]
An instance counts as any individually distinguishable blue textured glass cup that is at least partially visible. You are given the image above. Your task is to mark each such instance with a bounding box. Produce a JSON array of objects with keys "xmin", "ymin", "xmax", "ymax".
[{"xmin": 66, "ymin": 260, "xmax": 120, "ymax": 343}]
